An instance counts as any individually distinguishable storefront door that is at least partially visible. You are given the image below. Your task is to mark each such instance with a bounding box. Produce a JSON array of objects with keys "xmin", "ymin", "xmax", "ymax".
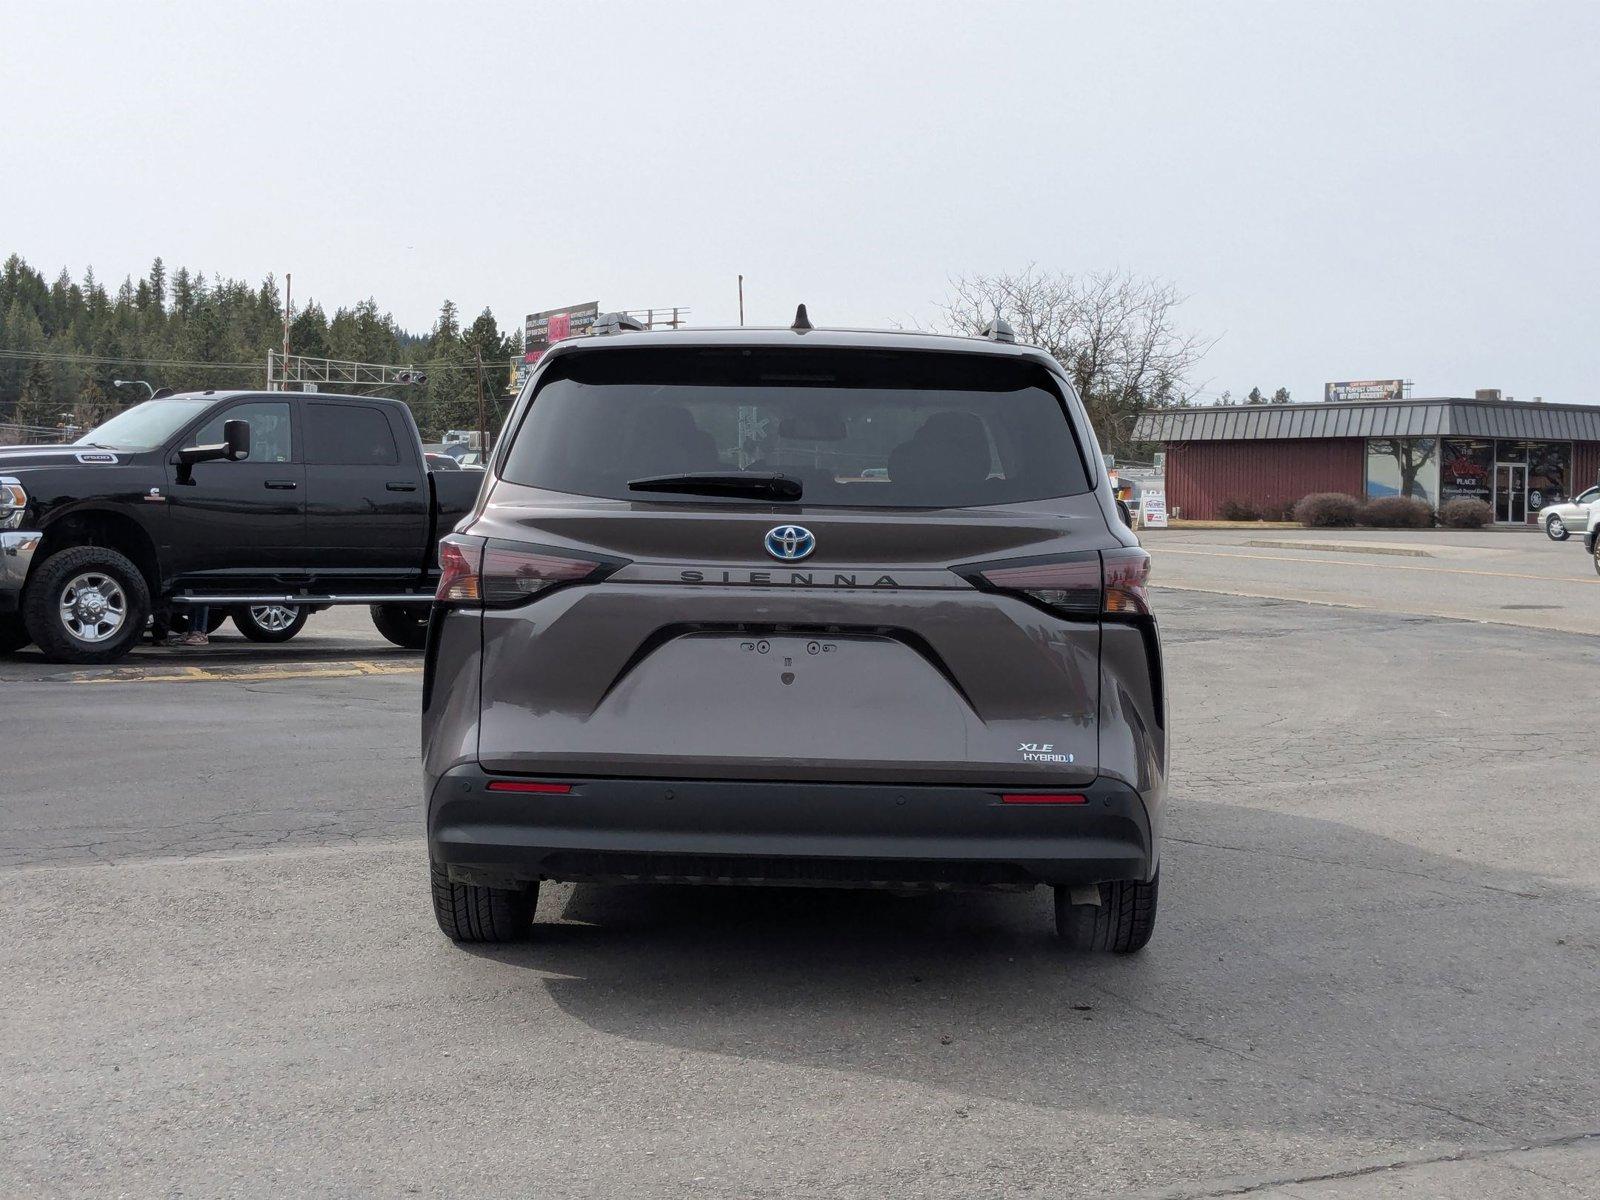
[{"xmin": 1494, "ymin": 463, "xmax": 1527, "ymax": 523}]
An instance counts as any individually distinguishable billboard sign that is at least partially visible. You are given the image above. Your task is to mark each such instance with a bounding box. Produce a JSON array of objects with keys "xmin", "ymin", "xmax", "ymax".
[
  {"xmin": 524, "ymin": 301, "xmax": 600, "ymax": 364},
  {"xmin": 1325, "ymin": 379, "xmax": 1406, "ymax": 403}
]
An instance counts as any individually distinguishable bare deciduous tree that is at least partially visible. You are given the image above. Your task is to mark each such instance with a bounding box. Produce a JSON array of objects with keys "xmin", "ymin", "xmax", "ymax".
[{"xmin": 934, "ymin": 266, "xmax": 1213, "ymax": 454}]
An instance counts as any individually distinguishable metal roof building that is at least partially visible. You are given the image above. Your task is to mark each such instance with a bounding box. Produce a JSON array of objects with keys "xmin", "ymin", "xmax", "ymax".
[{"xmin": 1132, "ymin": 397, "xmax": 1600, "ymax": 524}]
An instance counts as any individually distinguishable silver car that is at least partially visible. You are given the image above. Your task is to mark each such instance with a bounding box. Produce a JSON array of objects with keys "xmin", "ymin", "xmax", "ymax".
[{"xmin": 1543, "ymin": 485, "xmax": 1600, "ymax": 541}]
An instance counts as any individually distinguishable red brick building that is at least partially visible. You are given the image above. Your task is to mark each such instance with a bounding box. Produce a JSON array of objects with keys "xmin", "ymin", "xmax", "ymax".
[{"xmin": 1133, "ymin": 397, "xmax": 1600, "ymax": 524}]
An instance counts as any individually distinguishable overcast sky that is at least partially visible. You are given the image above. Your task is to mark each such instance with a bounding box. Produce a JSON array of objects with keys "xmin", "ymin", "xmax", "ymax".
[{"xmin": 4, "ymin": 0, "xmax": 1597, "ymax": 403}]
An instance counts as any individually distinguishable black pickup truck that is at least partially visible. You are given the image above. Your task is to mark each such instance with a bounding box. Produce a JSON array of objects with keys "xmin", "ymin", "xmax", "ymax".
[{"xmin": 0, "ymin": 390, "xmax": 482, "ymax": 663}]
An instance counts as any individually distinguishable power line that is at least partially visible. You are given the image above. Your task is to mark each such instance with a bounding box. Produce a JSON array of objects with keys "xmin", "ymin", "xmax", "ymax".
[
  {"xmin": 0, "ymin": 348, "xmax": 262, "ymax": 370},
  {"xmin": 0, "ymin": 347, "xmax": 513, "ymax": 375}
]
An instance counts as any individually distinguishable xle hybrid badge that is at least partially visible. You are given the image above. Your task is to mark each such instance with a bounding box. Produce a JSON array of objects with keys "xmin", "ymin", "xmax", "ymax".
[{"xmin": 765, "ymin": 525, "xmax": 816, "ymax": 561}]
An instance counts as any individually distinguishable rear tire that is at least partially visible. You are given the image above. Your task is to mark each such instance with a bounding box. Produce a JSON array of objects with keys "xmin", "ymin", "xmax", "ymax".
[
  {"xmin": 22, "ymin": 545, "xmax": 151, "ymax": 664},
  {"xmin": 371, "ymin": 603, "xmax": 429, "ymax": 650},
  {"xmin": 0, "ymin": 614, "xmax": 30, "ymax": 654},
  {"xmin": 430, "ymin": 861, "xmax": 535, "ymax": 942},
  {"xmin": 1545, "ymin": 514, "xmax": 1569, "ymax": 541},
  {"xmin": 1054, "ymin": 871, "xmax": 1159, "ymax": 953},
  {"xmin": 230, "ymin": 604, "xmax": 308, "ymax": 643}
]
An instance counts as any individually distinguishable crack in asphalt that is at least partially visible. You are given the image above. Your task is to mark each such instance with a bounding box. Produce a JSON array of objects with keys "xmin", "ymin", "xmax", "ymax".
[
  {"xmin": 1083, "ymin": 976, "xmax": 1508, "ymax": 1143},
  {"xmin": 1164, "ymin": 835, "xmax": 1548, "ymax": 900},
  {"xmin": 1149, "ymin": 1129, "xmax": 1600, "ymax": 1198}
]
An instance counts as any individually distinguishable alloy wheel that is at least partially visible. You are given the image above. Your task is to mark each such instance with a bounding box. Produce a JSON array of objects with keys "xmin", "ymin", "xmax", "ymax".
[
  {"xmin": 59, "ymin": 572, "xmax": 128, "ymax": 644},
  {"xmin": 249, "ymin": 604, "xmax": 300, "ymax": 632}
]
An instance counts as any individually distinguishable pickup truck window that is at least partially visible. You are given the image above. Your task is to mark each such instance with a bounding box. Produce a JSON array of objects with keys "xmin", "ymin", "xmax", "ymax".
[
  {"xmin": 195, "ymin": 402, "xmax": 294, "ymax": 463},
  {"xmin": 74, "ymin": 397, "xmax": 214, "ymax": 451},
  {"xmin": 306, "ymin": 403, "xmax": 400, "ymax": 466}
]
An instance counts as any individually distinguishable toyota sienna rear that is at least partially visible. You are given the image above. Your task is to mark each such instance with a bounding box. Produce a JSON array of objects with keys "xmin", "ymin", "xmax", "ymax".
[{"xmin": 422, "ymin": 319, "xmax": 1166, "ymax": 951}]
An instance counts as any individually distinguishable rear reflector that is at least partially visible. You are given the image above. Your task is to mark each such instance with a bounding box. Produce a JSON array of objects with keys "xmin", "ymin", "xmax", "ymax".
[
  {"xmin": 486, "ymin": 780, "xmax": 573, "ymax": 794},
  {"xmin": 1001, "ymin": 793, "xmax": 1088, "ymax": 805}
]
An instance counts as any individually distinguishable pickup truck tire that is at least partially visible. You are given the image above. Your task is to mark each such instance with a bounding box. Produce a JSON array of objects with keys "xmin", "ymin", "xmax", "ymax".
[
  {"xmin": 430, "ymin": 861, "xmax": 536, "ymax": 942},
  {"xmin": 230, "ymin": 604, "xmax": 308, "ymax": 643},
  {"xmin": 22, "ymin": 545, "xmax": 151, "ymax": 664},
  {"xmin": 1054, "ymin": 871, "xmax": 1159, "ymax": 953},
  {"xmin": 0, "ymin": 614, "xmax": 30, "ymax": 654},
  {"xmin": 371, "ymin": 603, "xmax": 429, "ymax": 650}
]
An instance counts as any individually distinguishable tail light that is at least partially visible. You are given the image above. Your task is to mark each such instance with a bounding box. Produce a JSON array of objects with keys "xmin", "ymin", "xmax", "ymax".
[
  {"xmin": 1101, "ymin": 546, "xmax": 1152, "ymax": 615},
  {"xmin": 436, "ymin": 536, "xmax": 481, "ymax": 603},
  {"xmin": 962, "ymin": 547, "xmax": 1151, "ymax": 618},
  {"xmin": 436, "ymin": 534, "xmax": 624, "ymax": 608}
]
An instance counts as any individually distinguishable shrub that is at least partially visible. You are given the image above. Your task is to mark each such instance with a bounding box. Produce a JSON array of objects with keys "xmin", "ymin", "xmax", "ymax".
[
  {"xmin": 1294, "ymin": 493, "xmax": 1361, "ymax": 527},
  {"xmin": 1438, "ymin": 497, "xmax": 1494, "ymax": 528},
  {"xmin": 1358, "ymin": 495, "xmax": 1433, "ymax": 528},
  {"xmin": 1217, "ymin": 497, "xmax": 1263, "ymax": 521}
]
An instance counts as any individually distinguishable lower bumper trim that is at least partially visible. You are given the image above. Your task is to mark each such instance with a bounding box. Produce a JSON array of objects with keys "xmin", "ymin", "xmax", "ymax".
[{"xmin": 428, "ymin": 769, "xmax": 1157, "ymax": 890}]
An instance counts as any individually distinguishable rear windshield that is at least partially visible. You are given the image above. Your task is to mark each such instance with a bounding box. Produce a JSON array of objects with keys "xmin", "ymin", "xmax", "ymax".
[{"xmin": 499, "ymin": 347, "xmax": 1091, "ymax": 507}]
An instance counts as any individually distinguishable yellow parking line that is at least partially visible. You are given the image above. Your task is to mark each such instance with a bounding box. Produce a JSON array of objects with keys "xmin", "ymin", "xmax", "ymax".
[
  {"xmin": 1154, "ymin": 546, "xmax": 1600, "ymax": 585},
  {"xmin": 70, "ymin": 660, "xmax": 422, "ymax": 684}
]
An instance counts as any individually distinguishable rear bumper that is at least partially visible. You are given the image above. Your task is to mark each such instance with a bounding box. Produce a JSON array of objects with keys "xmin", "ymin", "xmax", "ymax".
[
  {"xmin": 427, "ymin": 766, "xmax": 1158, "ymax": 890},
  {"xmin": 0, "ymin": 531, "xmax": 43, "ymax": 613}
]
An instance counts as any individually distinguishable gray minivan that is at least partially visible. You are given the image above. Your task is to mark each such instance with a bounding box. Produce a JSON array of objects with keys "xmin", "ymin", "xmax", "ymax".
[{"xmin": 422, "ymin": 318, "xmax": 1166, "ymax": 951}]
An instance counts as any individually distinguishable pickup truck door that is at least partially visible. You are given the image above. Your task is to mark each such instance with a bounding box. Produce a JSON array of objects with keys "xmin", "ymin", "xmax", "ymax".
[
  {"xmin": 163, "ymin": 398, "xmax": 306, "ymax": 578},
  {"xmin": 302, "ymin": 400, "xmax": 428, "ymax": 572}
]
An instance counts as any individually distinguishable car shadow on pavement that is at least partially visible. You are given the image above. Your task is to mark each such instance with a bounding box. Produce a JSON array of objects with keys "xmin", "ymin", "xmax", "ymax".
[{"xmin": 458, "ymin": 799, "xmax": 1600, "ymax": 1150}]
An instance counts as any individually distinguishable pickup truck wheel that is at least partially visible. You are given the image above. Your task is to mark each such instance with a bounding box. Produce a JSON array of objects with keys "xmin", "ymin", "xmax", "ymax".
[
  {"xmin": 230, "ymin": 604, "xmax": 308, "ymax": 642},
  {"xmin": 22, "ymin": 546, "xmax": 151, "ymax": 664},
  {"xmin": 430, "ymin": 861, "xmax": 535, "ymax": 942},
  {"xmin": 0, "ymin": 614, "xmax": 30, "ymax": 654},
  {"xmin": 1054, "ymin": 871, "xmax": 1159, "ymax": 953},
  {"xmin": 1545, "ymin": 514, "xmax": 1569, "ymax": 541},
  {"xmin": 371, "ymin": 604, "xmax": 429, "ymax": 650}
]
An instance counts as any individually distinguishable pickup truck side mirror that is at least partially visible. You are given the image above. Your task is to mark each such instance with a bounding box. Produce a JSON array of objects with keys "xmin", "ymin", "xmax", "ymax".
[
  {"xmin": 175, "ymin": 419, "xmax": 251, "ymax": 483},
  {"xmin": 223, "ymin": 419, "xmax": 251, "ymax": 461}
]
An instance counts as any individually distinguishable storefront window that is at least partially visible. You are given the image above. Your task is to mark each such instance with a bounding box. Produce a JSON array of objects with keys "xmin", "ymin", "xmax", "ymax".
[
  {"xmin": 1441, "ymin": 438, "xmax": 1572, "ymax": 520},
  {"xmin": 1521, "ymin": 442, "xmax": 1571, "ymax": 511},
  {"xmin": 1440, "ymin": 439, "xmax": 1493, "ymax": 506},
  {"xmin": 1366, "ymin": 438, "xmax": 1439, "ymax": 503}
]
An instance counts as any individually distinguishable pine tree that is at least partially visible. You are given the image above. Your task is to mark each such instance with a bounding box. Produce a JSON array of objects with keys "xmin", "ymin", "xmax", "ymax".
[
  {"xmin": 171, "ymin": 267, "xmax": 194, "ymax": 317},
  {"xmin": 147, "ymin": 257, "xmax": 167, "ymax": 312}
]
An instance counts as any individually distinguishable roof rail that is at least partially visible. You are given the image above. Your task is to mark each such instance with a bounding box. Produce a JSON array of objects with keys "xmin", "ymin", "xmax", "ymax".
[
  {"xmin": 980, "ymin": 316, "xmax": 1016, "ymax": 344},
  {"xmin": 593, "ymin": 311, "xmax": 647, "ymax": 335}
]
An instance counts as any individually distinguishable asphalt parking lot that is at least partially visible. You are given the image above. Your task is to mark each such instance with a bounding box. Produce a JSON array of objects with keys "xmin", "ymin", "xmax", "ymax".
[{"xmin": 3, "ymin": 536, "xmax": 1598, "ymax": 1198}]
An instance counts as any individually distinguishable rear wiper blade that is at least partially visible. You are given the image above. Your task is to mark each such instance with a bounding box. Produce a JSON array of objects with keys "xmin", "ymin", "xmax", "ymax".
[{"xmin": 627, "ymin": 471, "xmax": 803, "ymax": 501}]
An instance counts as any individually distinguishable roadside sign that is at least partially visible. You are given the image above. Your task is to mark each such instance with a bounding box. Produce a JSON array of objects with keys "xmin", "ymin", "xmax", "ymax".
[{"xmin": 1140, "ymin": 487, "xmax": 1169, "ymax": 528}]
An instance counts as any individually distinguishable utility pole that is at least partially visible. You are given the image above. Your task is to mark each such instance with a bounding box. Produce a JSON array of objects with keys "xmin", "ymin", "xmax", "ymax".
[
  {"xmin": 280, "ymin": 273, "xmax": 292, "ymax": 393},
  {"xmin": 738, "ymin": 275, "xmax": 745, "ymax": 327},
  {"xmin": 475, "ymin": 345, "xmax": 487, "ymax": 453}
]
